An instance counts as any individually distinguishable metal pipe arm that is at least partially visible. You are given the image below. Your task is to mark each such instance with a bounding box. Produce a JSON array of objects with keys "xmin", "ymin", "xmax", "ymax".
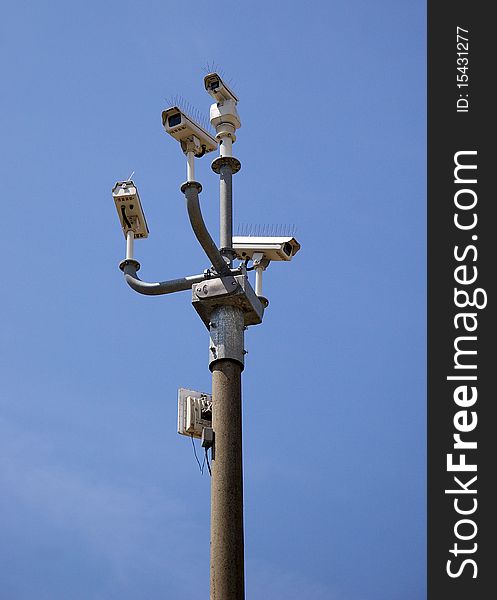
[
  {"xmin": 181, "ymin": 181, "xmax": 231, "ymax": 277},
  {"xmin": 120, "ymin": 259, "xmax": 207, "ymax": 296}
]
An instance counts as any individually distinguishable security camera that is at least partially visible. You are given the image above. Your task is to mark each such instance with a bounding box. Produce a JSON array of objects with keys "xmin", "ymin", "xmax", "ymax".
[
  {"xmin": 112, "ymin": 180, "xmax": 149, "ymax": 238},
  {"xmin": 204, "ymin": 73, "xmax": 241, "ymax": 142},
  {"xmin": 232, "ymin": 236, "xmax": 301, "ymax": 262},
  {"xmin": 162, "ymin": 106, "xmax": 218, "ymax": 155},
  {"xmin": 204, "ymin": 73, "xmax": 239, "ymax": 104}
]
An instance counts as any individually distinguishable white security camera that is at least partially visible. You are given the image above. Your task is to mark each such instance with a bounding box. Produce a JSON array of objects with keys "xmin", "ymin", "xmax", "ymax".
[
  {"xmin": 204, "ymin": 73, "xmax": 241, "ymax": 154},
  {"xmin": 112, "ymin": 180, "xmax": 149, "ymax": 238},
  {"xmin": 204, "ymin": 73, "xmax": 239, "ymax": 103},
  {"xmin": 232, "ymin": 236, "xmax": 301, "ymax": 262},
  {"xmin": 162, "ymin": 106, "xmax": 218, "ymax": 156}
]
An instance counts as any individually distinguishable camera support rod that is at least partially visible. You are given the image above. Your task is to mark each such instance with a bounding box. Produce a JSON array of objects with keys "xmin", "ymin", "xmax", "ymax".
[
  {"xmin": 187, "ymin": 151, "xmax": 195, "ymax": 182},
  {"xmin": 181, "ymin": 180, "xmax": 233, "ymax": 279},
  {"xmin": 255, "ymin": 266, "xmax": 263, "ymax": 296},
  {"xmin": 126, "ymin": 230, "xmax": 134, "ymax": 260},
  {"xmin": 219, "ymin": 164, "xmax": 234, "ymax": 266},
  {"xmin": 120, "ymin": 259, "xmax": 208, "ymax": 296}
]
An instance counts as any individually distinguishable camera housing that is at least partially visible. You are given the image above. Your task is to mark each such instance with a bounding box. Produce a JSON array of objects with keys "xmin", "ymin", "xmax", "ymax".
[
  {"xmin": 232, "ymin": 236, "xmax": 301, "ymax": 262},
  {"xmin": 162, "ymin": 106, "xmax": 218, "ymax": 155},
  {"xmin": 112, "ymin": 180, "xmax": 149, "ymax": 239},
  {"xmin": 204, "ymin": 73, "xmax": 241, "ymax": 137},
  {"xmin": 204, "ymin": 73, "xmax": 239, "ymax": 103}
]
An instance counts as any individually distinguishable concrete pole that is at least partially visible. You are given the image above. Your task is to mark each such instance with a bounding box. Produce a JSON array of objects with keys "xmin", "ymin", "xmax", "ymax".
[
  {"xmin": 210, "ymin": 154, "xmax": 244, "ymax": 599},
  {"xmin": 210, "ymin": 361, "xmax": 244, "ymax": 598}
]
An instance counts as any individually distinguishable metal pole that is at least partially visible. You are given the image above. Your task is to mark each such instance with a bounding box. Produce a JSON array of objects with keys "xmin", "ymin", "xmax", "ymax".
[
  {"xmin": 220, "ymin": 136, "xmax": 233, "ymax": 157},
  {"xmin": 126, "ymin": 230, "xmax": 134, "ymax": 260},
  {"xmin": 255, "ymin": 266, "xmax": 263, "ymax": 297},
  {"xmin": 209, "ymin": 154, "xmax": 245, "ymax": 599},
  {"xmin": 209, "ymin": 305, "xmax": 245, "ymax": 600},
  {"xmin": 187, "ymin": 151, "xmax": 195, "ymax": 182},
  {"xmin": 219, "ymin": 164, "xmax": 233, "ymax": 266}
]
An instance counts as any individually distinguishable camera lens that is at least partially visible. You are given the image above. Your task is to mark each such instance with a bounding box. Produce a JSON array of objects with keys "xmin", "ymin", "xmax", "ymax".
[{"xmin": 168, "ymin": 113, "xmax": 182, "ymax": 127}]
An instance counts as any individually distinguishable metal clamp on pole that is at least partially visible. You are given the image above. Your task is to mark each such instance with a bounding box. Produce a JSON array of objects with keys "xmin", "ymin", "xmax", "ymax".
[{"xmin": 192, "ymin": 273, "xmax": 264, "ymax": 329}]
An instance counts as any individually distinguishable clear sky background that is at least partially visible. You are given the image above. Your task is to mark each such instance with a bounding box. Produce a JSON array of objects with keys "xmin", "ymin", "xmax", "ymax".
[{"xmin": 0, "ymin": 1, "xmax": 426, "ymax": 598}]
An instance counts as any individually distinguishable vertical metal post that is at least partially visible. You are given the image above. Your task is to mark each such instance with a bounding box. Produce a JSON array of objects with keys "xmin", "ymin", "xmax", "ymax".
[
  {"xmin": 255, "ymin": 267, "xmax": 263, "ymax": 296},
  {"xmin": 219, "ymin": 164, "xmax": 233, "ymax": 267},
  {"xmin": 210, "ymin": 156, "xmax": 245, "ymax": 599},
  {"xmin": 126, "ymin": 230, "xmax": 134, "ymax": 260},
  {"xmin": 187, "ymin": 151, "xmax": 195, "ymax": 182},
  {"xmin": 209, "ymin": 305, "xmax": 245, "ymax": 600}
]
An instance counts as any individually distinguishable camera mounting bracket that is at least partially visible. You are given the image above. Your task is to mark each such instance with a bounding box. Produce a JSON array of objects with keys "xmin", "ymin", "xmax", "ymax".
[{"xmin": 192, "ymin": 273, "xmax": 264, "ymax": 329}]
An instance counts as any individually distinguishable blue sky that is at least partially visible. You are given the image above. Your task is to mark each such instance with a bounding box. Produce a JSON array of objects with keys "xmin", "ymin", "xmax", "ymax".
[{"xmin": 0, "ymin": 1, "xmax": 426, "ymax": 598}]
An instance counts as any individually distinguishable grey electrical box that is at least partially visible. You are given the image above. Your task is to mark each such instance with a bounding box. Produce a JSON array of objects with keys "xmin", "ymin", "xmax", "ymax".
[{"xmin": 201, "ymin": 427, "xmax": 214, "ymax": 449}]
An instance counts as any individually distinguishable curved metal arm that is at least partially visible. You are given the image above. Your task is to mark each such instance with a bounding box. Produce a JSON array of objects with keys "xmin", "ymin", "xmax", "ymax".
[
  {"xmin": 181, "ymin": 181, "xmax": 231, "ymax": 277},
  {"xmin": 120, "ymin": 259, "xmax": 207, "ymax": 296}
]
